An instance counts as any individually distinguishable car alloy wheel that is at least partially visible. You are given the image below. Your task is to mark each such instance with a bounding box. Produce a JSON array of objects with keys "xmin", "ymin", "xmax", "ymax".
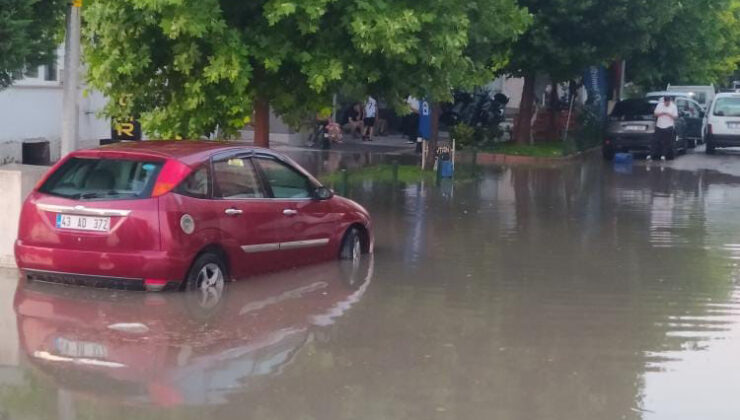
[
  {"xmin": 196, "ymin": 263, "xmax": 225, "ymax": 310},
  {"xmin": 185, "ymin": 253, "xmax": 227, "ymax": 312}
]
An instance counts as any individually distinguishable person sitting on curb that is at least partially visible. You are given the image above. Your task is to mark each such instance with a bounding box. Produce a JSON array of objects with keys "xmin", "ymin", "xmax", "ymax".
[{"xmin": 344, "ymin": 103, "xmax": 364, "ymax": 139}]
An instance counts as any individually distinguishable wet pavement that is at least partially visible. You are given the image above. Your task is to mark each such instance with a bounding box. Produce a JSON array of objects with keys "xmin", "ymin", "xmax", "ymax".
[{"xmin": 2, "ymin": 149, "xmax": 740, "ymax": 419}]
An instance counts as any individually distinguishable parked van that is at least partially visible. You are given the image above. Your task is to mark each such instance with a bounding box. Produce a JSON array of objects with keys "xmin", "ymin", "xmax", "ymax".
[
  {"xmin": 704, "ymin": 92, "xmax": 740, "ymax": 154},
  {"xmin": 666, "ymin": 84, "xmax": 715, "ymax": 110}
]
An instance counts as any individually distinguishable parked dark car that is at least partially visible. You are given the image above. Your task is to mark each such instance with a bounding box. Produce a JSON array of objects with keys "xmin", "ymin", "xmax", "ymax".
[{"xmin": 603, "ymin": 98, "xmax": 690, "ymax": 160}]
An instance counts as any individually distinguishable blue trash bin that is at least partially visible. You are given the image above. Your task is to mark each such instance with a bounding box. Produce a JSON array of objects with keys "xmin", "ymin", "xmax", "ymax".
[
  {"xmin": 614, "ymin": 152, "xmax": 633, "ymax": 164},
  {"xmin": 439, "ymin": 160, "xmax": 454, "ymax": 178}
]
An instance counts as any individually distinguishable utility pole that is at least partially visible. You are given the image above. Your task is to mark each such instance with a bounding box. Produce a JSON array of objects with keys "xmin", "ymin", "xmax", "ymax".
[{"xmin": 61, "ymin": 0, "xmax": 82, "ymax": 157}]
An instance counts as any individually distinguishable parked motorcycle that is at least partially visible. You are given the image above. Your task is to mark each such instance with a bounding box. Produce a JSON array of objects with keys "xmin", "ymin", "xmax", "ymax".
[{"xmin": 440, "ymin": 90, "xmax": 509, "ymax": 130}]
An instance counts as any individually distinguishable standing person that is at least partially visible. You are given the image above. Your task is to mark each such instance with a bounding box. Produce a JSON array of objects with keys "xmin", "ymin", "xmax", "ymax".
[
  {"xmin": 403, "ymin": 96, "xmax": 420, "ymax": 144},
  {"xmin": 651, "ymin": 96, "xmax": 678, "ymax": 161},
  {"xmin": 363, "ymin": 95, "xmax": 377, "ymax": 142},
  {"xmin": 344, "ymin": 102, "xmax": 364, "ymax": 139}
]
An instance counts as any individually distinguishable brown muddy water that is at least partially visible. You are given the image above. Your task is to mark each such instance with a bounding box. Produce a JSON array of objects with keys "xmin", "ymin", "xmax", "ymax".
[{"xmin": 1, "ymin": 151, "xmax": 739, "ymax": 419}]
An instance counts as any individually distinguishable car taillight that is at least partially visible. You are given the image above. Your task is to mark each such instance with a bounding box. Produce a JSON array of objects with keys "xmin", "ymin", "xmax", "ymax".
[
  {"xmin": 604, "ymin": 138, "xmax": 611, "ymax": 145},
  {"xmin": 708, "ymin": 124, "xmax": 713, "ymax": 135},
  {"xmin": 152, "ymin": 160, "xmax": 192, "ymax": 197}
]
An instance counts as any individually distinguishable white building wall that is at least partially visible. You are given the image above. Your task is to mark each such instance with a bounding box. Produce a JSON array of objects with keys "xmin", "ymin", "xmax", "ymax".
[{"xmin": 0, "ymin": 46, "xmax": 109, "ymax": 164}]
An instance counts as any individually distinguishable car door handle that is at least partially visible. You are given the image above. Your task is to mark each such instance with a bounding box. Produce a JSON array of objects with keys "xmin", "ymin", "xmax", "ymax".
[
  {"xmin": 282, "ymin": 209, "xmax": 298, "ymax": 216},
  {"xmin": 225, "ymin": 208, "xmax": 243, "ymax": 216}
]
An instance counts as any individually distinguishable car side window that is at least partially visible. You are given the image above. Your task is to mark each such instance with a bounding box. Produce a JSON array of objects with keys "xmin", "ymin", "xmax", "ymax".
[
  {"xmin": 175, "ymin": 166, "xmax": 210, "ymax": 199},
  {"xmin": 255, "ymin": 157, "xmax": 312, "ymax": 199},
  {"xmin": 677, "ymin": 99, "xmax": 689, "ymax": 115},
  {"xmin": 213, "ymin": 157, "xmax": 265, "ymax": 199},
  {"xmin": 688, "ymin": 101, "xmax": 701, "ymax": 118}
]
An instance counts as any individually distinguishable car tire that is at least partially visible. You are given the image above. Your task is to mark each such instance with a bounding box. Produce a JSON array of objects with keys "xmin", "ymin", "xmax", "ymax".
[
  {"xmin": 184, "ymin": 252, "xmax": 227, "ymax": 313},
  {"xmin": 340, "ymin": 228, "xmax": 362, "ymax": 261},
  {"xmin": 602, "ymin": 147, "xmax": 615, "ymax": 161},
  {"xmin": 706, "ymin": 138, "xmax": 716, "ymax": 154},
  {"xmin": 688, "ymin": 139, "xmax": 696, "ymax": 149}
]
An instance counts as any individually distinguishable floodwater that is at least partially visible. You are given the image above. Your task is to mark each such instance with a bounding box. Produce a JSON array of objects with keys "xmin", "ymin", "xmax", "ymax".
[{"xmin": 2, "ymin": 151, "xmax": 740, "ymax": 419}]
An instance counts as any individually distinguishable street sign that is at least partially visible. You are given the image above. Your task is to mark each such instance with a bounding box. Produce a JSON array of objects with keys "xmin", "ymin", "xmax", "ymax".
[
  {"xmin": 112, "ymin": 120, "xmax": 142, "ymax": 141},
  {"xmin": 418, "ymin": 99, "xmax": 431, "ymax": 140}
]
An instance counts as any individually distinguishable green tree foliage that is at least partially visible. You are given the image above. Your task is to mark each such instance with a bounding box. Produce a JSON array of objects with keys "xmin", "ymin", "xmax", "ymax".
[
  {"xmin": 627, "ymin": 0, "xmax": 740, "ymax": 89},
  {"xmin": 83, "ymin": 0, "xmax": 530, "ymax": 139},
  {"xmin": 506, "ymin": 0, "xmax": 674, "ymax": 81},
  {"xmin": 505, "ymin": 0, "xmax": 678, "ymax": 144},
  {"xmin": 0, "ymin": 0, "xmax": 66, "ymax": 89}
]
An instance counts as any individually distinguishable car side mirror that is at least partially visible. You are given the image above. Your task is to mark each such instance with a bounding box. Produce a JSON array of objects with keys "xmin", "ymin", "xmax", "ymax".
[{"xmin": 313, "ymin": 186, "xmax": 334, "ymax": 200}]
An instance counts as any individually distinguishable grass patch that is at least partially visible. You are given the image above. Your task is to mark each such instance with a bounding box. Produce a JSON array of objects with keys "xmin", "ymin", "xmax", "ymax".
[
  {"xmin": 486, "ymin": 142, "xmax": 564, "ymax": 157},
  {"xmin": 320, "ymin": 164, "xmax": 436, "ymax": 185}
]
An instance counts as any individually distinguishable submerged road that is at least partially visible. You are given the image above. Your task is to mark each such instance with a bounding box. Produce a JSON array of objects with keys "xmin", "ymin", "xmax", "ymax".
[{"xmin": 1, "ymin": 148, "xmax": 739, "ymax": 419}]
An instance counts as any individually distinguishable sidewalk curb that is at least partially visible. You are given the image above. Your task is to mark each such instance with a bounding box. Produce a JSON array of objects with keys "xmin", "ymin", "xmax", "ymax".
[{"xmin": 458, "ymin": 146, "xmax": 601, "ymax": 166}]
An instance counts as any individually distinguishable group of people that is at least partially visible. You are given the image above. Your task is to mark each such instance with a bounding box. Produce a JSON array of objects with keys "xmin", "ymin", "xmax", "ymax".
[{"xmin": 344, "ymin": 96, "xmax": 378, "ymax": 142}]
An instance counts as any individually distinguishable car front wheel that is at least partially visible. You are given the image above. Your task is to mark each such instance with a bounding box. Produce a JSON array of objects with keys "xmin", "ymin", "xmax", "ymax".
[
  {"xmin": 706, "ymin": 137, "xmax": 716, "ymax": 154},
  {"xmin": 340, "ymin": 228, "xmax": 362, "ymax": 262}
]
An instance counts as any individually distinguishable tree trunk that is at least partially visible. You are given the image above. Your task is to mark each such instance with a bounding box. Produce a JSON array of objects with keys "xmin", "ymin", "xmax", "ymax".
[
  {"xmin": 254, "ymin": 96, "xmax": 270, "ymax": 148},
  {"xmin": 424, "ymin": 103, "xmax": 441, "ymax": 169},
  {"xmin": 514, "ymin": 74, "xmax": 536, "ymax": 145}
]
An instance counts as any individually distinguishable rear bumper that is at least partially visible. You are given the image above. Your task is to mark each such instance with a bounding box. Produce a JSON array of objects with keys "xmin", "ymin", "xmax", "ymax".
[
  {"xmin": 606, "ymin": 134, "xmax": 654, "ymax": 151},
  {"xmin": 22, "ymin": 269, "xmax": 182, "ymax": 291},
  {"xmin": 707, "ymin": 134, "xmax": 740, "ymax": 147},
  {"xmin": 15, "ymin": 242, "xmax": 188, "ymax": 289}
]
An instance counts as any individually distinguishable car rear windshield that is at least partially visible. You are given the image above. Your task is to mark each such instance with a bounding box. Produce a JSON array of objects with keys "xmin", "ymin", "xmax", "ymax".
[
  {"xmin": 39, "ymin": 157, "xmax": 163, "ymax": 200},
  {"xmin": 713, "ymin": 97, "xmax": 740, "ymax": 117},
  {"xmin": 610, "ymin": 100, "xmax": 657, "ymax": 121}
]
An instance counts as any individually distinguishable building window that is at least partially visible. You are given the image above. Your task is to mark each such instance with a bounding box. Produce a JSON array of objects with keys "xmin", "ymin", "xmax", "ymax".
[
  {"xmin": 24, "ymin": 66, "xmax": 39, "ymax": 78},
  {"xmin": 44, "ymin": 59, "xmax": 57, "ymax": 81}
]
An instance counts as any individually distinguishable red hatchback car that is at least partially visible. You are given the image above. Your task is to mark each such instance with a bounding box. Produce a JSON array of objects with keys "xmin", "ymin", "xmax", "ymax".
[{"xmin": 15, "ymin": 141, "xmax": 373, "ymax": 294}]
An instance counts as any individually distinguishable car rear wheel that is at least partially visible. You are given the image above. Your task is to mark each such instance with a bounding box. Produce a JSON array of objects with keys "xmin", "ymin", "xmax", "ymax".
[
  {"xmin": 185, "ymin": 253, "xmax": 227, "ymax": 311},
  {"xmin": 340, "ymin": 228, "xmax": 362, "ymax": 262},
  {"xmin": 602, "ymin": 147, "xmax": 615, "ymax": 161}
]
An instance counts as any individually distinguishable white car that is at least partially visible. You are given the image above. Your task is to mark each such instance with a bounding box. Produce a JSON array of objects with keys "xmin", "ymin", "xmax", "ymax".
[
  {"xmin": 666, "ymin": 84, "xmax": 716, "ymax": 110},
  {"xmin": 705, "ymin": 92, "xmax": 740, "ymax": 154}
]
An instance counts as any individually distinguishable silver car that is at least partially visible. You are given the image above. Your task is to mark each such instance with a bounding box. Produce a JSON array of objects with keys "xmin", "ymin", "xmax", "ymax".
[{"xmin": 603, "ymin": 98, "xmax": 689, "ymax": 160}]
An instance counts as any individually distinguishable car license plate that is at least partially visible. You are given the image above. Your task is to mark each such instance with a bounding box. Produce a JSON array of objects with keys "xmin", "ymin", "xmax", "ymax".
[
  {"xmin": 728, "ymin": 122, "xmax": 740, "ymax": 129},
  {"xmin": 56, "ymin": 214, "xmax": 110, "ymax": 232},
  {"xmin": 624, "ymin": 125, "xmax": 647, "ymax": 131},
  {"xmin": 54, "ymin": 337, "xmax": 108, "ymax": 359}
]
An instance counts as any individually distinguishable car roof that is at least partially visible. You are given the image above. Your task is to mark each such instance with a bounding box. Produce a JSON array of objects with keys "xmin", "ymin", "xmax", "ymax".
[
  {"xmin": 646, "ymin": 91, "xmax": 694, "ymax": 97},
  {"xmin": 714, "ymin": 92, "xmax": 740, "ymax": 99},
  {"xmin": 617, "ymin": 98, "xmax": 658, "ymax": 104},
  {"xmin": 72, "ymin": 140, "xmax": 273, "ymax": 166}
]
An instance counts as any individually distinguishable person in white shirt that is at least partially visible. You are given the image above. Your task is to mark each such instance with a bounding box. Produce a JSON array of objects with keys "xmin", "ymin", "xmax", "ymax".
[
  {"xmin": 403, "ymin": 96, "xmax": 420, "ymax": 143},
  {"xmin": 650, "ymin": 96, "xmax": 679, "ymax": 160},
  {"xmin": 363, "ymin": 96, "xmax": 377, "ymax": 142}
]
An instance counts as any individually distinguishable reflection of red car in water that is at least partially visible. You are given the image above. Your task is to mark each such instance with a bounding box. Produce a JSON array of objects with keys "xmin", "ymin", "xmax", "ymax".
[{"xmin": 14, "ymin": 258, "xmax": 373, "ymax": 406}]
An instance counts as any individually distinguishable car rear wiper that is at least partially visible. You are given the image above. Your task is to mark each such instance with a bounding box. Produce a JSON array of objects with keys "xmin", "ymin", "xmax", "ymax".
[{"xmin": 71, "ymin": 192, "xmax": 104, "ymax": 199}]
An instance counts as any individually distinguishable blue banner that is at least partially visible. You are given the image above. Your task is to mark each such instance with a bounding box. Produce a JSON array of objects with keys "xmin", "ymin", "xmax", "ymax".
[
  {"xmin": 583, "ymin": 66, "xmax": 608, "ymax": 122},
  {"xmin": 418, "ymin": 99, "xmax": 432, "ymax": 140}
]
